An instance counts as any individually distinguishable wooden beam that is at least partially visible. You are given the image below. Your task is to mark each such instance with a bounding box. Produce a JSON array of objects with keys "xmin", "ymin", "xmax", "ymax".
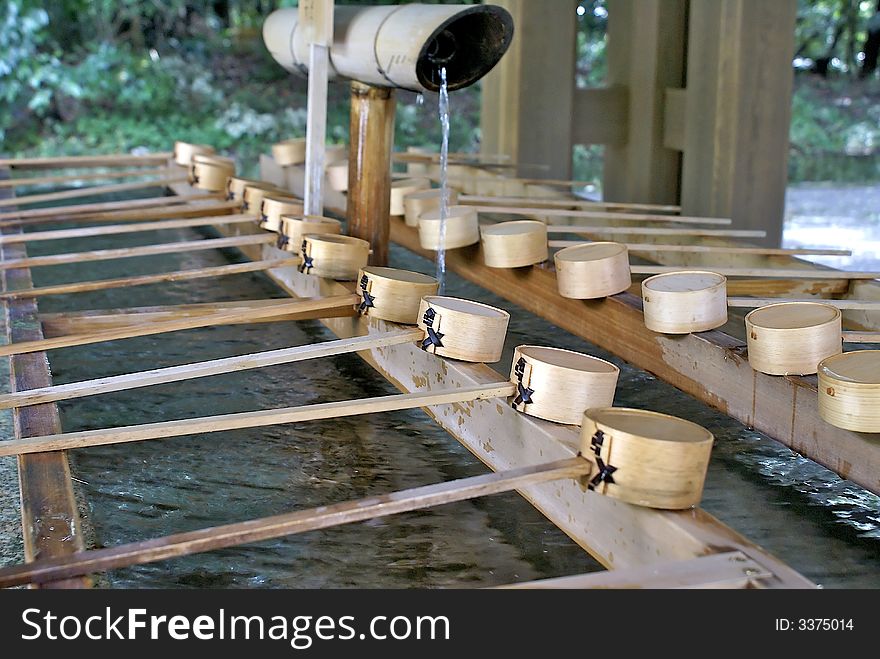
[
  {"xmin": 603, "ymin": 0, "xmax": 686, "ymax": 204},
  {"xmin": 728, "ymin": 298, "xmax": 880, "ymax": 311},
  {"xmin": 572, "ymin": 87, "xmax": 629, "ymax": 146},
  {"xmin": 680, "ymin": 0, "xmax": 797, "ymax": 246},
  {"xmin": 663, "ymin": 87, "xmax": 687, "ymax": 151},
  {"xmin": 389, "ymin": 217, "xmax": 880, "ymax": 497},
  {"xmin": 347, "ymin": 82, "xmax": 395, "ymax": 266},
  {"xmin": 480, "ymin": 0, "xmax": 578, "ymax": 179},
  {"xmin": 630, "ymin": 265, "xmax": 880, "ymax": 280},
  {"xmin": 0, "ymin": 458, "xmax": 589, "ymax": 588},
  {"xmin": 0, "ymin": 171, "xmax": 87, "ymax": 588},
  {"xmin": 548, "ymin": 240, "xmax": 851, "ymax": 257},
  {"xmin": 0, "ymin": 167, "xmax": 170, "ymax": 189},
  {"xmin": 468, "ymin": 205, "xmax": 731, "ymax": 225},
  {"xmin": 0, "ymin": 201, "xmax": 240, "ymax": 228},
  {"xmin": 545, "ymin": 225, "xmax": 765, "ymax": 238}
]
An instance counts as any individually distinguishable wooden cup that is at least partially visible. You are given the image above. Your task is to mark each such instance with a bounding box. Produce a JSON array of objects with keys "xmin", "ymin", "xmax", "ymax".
[
  {"xmin": 554, "ymin": 242, "xmax": 631, "ymax": 299},
  {"xmin": 403, "ymin": 188, "xmax": 459, "ymax": 227},
  {"xmin": 259, "ymin": 195, "xmax": 304, "ymax": 233},
  {"xmin": 480, "ymin": 220, "xmax": 548, "ymax": 268},
  {"xmin": 299, "ymin": 234, "xmax": 370, "ymax": 281},
  {"xmin": 242, "ymin": 183, "xmax": 283, "ymax": 218},
  {"xmin": 390, "ymin": 178, "xmax": 431, "ymax": 216},
  {"xmin": 745, "ymin": 302, "xmax": 842, "ymax": 376},
  {"xmin": 277, "ymin": 215, "xmax": 342, "ymax": 252},
  {"xmin": 225, "ymin": 176, "xmax": 264, "ymax": 203},
  {"xmin": 326, "ymin": 162, "xmax": 349, "ymax": 192},
  {"xmin": 189, "ymin": 160, "xmax": 234, "ymax": 192},
  {"xmin": 509, "ymin": 346, "xmax": 619, "ymax": 425},
  {"xmin": 818, "ymin": 350, "xmax": 880, "ymax": 432},
  {"xmin": 641, "ymin": 271, "xmax": 728, "ymax": 334},
  {"xmin": 356, "ymin": 267, "xmax": 439, "ymax": 324},
  {"xmin": 580, "ymin": 407, "xmax": 714, "ymax": 510},
  {"xmin": 416, "ymin": 296, "xmax": 510, "ymax": 363},
  {"xmin": 173, "ymin": 141, "xmax": 215, "ymax": 166},
  {"xmin": 418, "ymin": 206, "xmax": 480, "ymax": 250},
  {"xmin": 272, "ymin": 138, "xmax": 307, "ymax": 166}
]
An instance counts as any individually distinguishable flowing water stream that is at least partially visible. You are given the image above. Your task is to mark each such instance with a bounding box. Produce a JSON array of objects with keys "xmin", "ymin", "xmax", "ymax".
[{"xmin": 435, "ymin": 67, "xmax": 450, "ymax": 294}]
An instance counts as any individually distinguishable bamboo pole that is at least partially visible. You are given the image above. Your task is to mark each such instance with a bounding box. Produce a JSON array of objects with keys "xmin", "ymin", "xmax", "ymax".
[
  {"xmin": 0, "ymin": 200, "xmax": 240, "ymax": 228},
  {"xmin": 727, "ymin": 298, "xmax": 880, "ymax": 311},
  {"xmin": 0, "ymin": 234, "xmax": 275, "ymax": 271},
  {"xmin": 0, "ymin": 294, "xmax": 359, "ymax": 357},
  {"xmin": 0, "ymin": 258, "xmax": 300, "ymax": 300},
  {"xmin": 631, "ymin": 265, "xmax": 880, "ymax": 280},
  {"xmin": 0, "ymin": 176, "xmax": 188, "ymax": 208},
  {"xmin": 0, "ymin": 213, "xmax": 253, "ymax": 245},
  {"xmin": 467, "ymin": 204, "xmax": 730, "ymax": 225},
  {"xmin": 461, "ymin": 194, "xmax": 681, "ymax": 213},
  {"xmin": 0, "ymin": 152, "xmax": 174, "ymax": 169},
  {"xmin": 0, "ymin": 167, "xmax": 171, "ymax": 189},
  {"xmin": 0, "ymin": 328, "xmax": 425, "ymax": 409},
  {"xmin": 0, "ymin": 383, "xmax": 516, "ymax": 456},
  {"xmin": 548, "ymin": 240, "xmax": 851, "ymax": 257},
  {"xmin": 0, "ymin": 192, "xmax": 220, "ymax": 223},
  {"xmin": 0, "ymin": 457, "xmax": 588, "ymax": 588},
  {"xmin": 542, "ymin": 225, "xmax": 766, "ymax": 238}
]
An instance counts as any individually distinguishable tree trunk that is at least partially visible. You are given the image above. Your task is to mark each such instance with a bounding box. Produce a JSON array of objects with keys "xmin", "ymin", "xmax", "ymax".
[{"xmin": 860, "ymin": 0, "xmax": 880, "ymax": 78}]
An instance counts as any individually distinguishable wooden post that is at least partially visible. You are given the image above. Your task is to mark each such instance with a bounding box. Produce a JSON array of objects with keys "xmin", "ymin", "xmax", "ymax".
[
  {"xmin": 479, "ymin": 0, "xmax": 577, "ymax": 180},
  {"xmin": 680, "ymin": 0, "xmax": 797, "ymax": 246},
  {"xmin": 347, "ymin": 82, "xmax": 395, "ymax": 266},
  {"xmin": 603, "ymin": 0, "xmax": 686, "ymax": 204}
]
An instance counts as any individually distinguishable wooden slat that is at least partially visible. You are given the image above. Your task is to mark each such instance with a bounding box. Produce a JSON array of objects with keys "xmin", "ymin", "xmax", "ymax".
[
  {"xmin": 0, "ymin": 234, "xmax": 275, "ymax": 271},
  {"xmin": 0, "ymin": 153, "xmax": 173, "ymax": 169},
  {"xmin": 0, "ymin": 328, "xmax": 425, "ymax": 409},
  {"xmin": 498, "ymin": 551, "xmax": 771, "ymax": 589},
  {"xmin": 0, "ymin": 201, "xmax": 240, "ymax": 228},
  {"xmin": 663, "ymin": 87, "xmax": 687, "ymax": 151},
  {"xmin": 0, "ymin": 193, "xmax": 220, "ymax": 223},
  {"xmin": 0, "ymin": 383, "xmax": 517, "ymax": 456},
  {"xmin": 0, "ymin": 213, "xmax": 254, "ymax": 245},
  {"xmin": 0, "ymin": 458, "xmax": 589, "ymax": 588},
  {"xmin": 0, "ymin": 294, "xmax": 358, "ymax": 357},
  {"xmin": 0, "ymin": 169, "xmax": 87, "ymax": 588},
  {"xmin": 549, "ymin": 240, "xmax": 851, "ymax": 257},
  {"xmin": 39, "ymin": 298, "xmax": 354, "ymax": 337},
  {"xmin": 389, "ymin": 217, "xmax": 880, "ymax": 496},
  {"xmin": 544, "ymin": 225, "xmax": 765, "ymax": 238},
  {"xmin": 0, "ymin": 176, "xmax": 187, "ymax": 208},
  {"xmin": 0, "ymin": 258, "xmax": 301, "ymax": 299},
  {"xmin": 461, "ymin": 195, "xmax": 681, "ymax": 213},
  {"xmin": 631, "ymin": 265, "xmax": 880, "ymax": 280},
  {"xmin": 469, "ymin": 204, "xmax": 731, "ymax": 225},
  {"xmin": 728, "ymin": 298, "xmax": 880, "ymax": 311},
  {"xmin": 0, "ymin": 168, "xmax": 170, "ymax": 189}
]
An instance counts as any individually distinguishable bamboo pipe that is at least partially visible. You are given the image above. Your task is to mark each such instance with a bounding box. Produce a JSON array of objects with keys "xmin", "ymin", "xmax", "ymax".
[
  {"xmin": 0, "ymin": 200, "xmax": 240, "ymax": 228},
  {"xmin": 0, "ymin": 258, "xmax": 301, "ymax": 300},
  {"xmin": 631, "ymin": 265, "xmax": 880, "ymax": 280},
  {"xmin": 0, "ymin": 383, "xmax": 515, "ymax": 456},
  {"xmin": 461, "ymin": 194, "xmax": 681, "ymax": 214},
  {"xmin": 0, "ymin": 152, "xmax": 173, "ymax": 169},
  {"xmin": 0, "ymin": 192, "xmax": 220, "ymax": 223},
  {"xmin": 0, "ymin": 457, "xmax": 588, "ymax": 588},
  {"xmin": 466, "ymin": 205, "xmax": 730, "ymax": 226},
  {"xmin": 0, "ymin": 213, "xmax": 253, "ymax": 245},
  {"xmin": 0, "ymin": 175, "xmax": 188, "ymax": 208},
  {"xmin": 0, "ymin": 294, "xmax": 359, "ymax": 357},
  {"xmin": 548, "ymin": 240, "xmax": 851, "ymax": 257},
  {"xmin": 0, "ymin": 167, "xmax": 172, "ymax": 189},
  {"xmin": 542, "ymin": 225, "xmax": 766, "ymax": 239},
  {"xmin": 727, "ymin": 298, "xmax": 880, "ymax": 311},
  {"xmin": 39, "ymin": 298, "xmax": 355, "ymax": 337},
  {"xmin": 0, "ymin": 234, "xmax": 275, "ymax": 271},
  {"xmin": 0, "ymin": 328, "xmax": 425, "ymax": 409}
]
